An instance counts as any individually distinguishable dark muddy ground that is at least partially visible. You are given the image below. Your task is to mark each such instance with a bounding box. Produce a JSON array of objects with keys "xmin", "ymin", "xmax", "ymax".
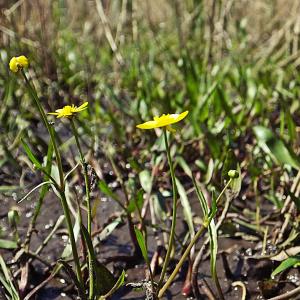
[{"xmin": 0, "ymin": 183, "xmax": 299, "ymax": 300}]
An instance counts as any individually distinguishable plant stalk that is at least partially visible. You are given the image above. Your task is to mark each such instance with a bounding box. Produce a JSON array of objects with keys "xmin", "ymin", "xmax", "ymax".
[
  {"xmin": 21, "ymin": 71, "xmax": 84, "ymax": 292},
  {"xmin": 158, "ymin": 225, "xmax": 207, "ymax": 298},
  {"xmin": 70, "ymin": 118, "xmax": 94, "ymax": 299},
  {"xmin": 158, "ymin": 129, "xmax": 178, "ymax": 290}
]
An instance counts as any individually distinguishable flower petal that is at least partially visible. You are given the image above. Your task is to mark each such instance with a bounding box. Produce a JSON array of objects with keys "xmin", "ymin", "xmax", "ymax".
[
  {"xmin": 136, "ymin": 110, "xmax": 189, "ymax": 130},
  {"xmin": 136, "ymin": 120, "xmax": 159, "ymax": 129}
]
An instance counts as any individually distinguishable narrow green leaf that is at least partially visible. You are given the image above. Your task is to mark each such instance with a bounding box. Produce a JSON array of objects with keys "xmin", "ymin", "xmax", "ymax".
[
  {"xmin": 271, "ymin": 256, "xmax": 300, "ymax": 277},
  {"xmin": 0, "ymin": 255, "xmax": 20, "ymax": 299},
  {"xmin": 134, "ymin": 227, "xmax": 149, "ymax": 265},
  {"xmin": 221, "ymin": 150, "xmax": 237, "ymax": 183},
  {"xmin": 0, "ymin": 239, "xmax": 18, "ymax": 249},
  {"xmin": 175, "ymin": 178, "xmax": 194, "ymax": 238},
  {"xmin": 253, "ymin": 125, "xmax": 300, "ymax": 169},
  {"xmin": 95, "ymin": 261, "xmax": 116, "ymax": 296},
  {"xmin": 127, "ymin": 190, "xmax": 144, "ymax": 214},
  {"xmin": 61, "ymin": 216, "xmax": 80, "ymax": 259},
  {"xmin": 59, "ymin": 260, "xmax": 86, "ymax": 299},
  {"xmin": 98, "ymin": 181, "xmax": 119, "ymax": 201},
  {"xmin": 21, "ymin": 139, "xmax": 43, "ymax": 170},
  {"xmin": 99, "ymin": 270, "xmax": 126, "ymax": 299},
  {"xmin": 139, "ymin": 170, "xmax": 152, "ymax": 194},
  {"xmin": 192, "ymin": 175, "xmax": 209, "ymax": 216},
  {"xmin": 208, "ymin": 219, "xmax": 218, "ymax": 280},
  {"xmin": 176, "ymin": 156, "xmax": 192, "ymax": 178},
  {"xmin": 99, "ymin": 217, "xmax": 122, "ymax": 242}
]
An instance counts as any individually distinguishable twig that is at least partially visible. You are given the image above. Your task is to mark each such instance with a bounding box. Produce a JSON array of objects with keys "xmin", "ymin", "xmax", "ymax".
[
  {"xmin": 267, "ymin": 286, "xmax": 300, "ymax": 300},
  {"xmin": 115, "ymin": 0, "xmax": 127, "ymax": 45},
  {"xmin": 95, "ymin": 0, "xmax": 124, "ymax": 65},
  {"xmin": 232, "ymin": 281, "xmax": 247, "ymax": 300},
  {"xmin": 23, "ymin": 265, "xmax": 62, "ymax": 300}
]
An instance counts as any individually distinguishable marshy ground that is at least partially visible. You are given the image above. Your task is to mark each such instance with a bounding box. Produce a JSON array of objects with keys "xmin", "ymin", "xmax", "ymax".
[{"xmin": 1, "ymin": 1, "xmax": 300, "ymax": 299}]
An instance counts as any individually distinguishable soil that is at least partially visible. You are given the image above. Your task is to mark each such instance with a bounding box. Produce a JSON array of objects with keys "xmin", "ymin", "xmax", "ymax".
[{"xmin": 0, "ymin": 181, "xmax": 299, "ymax": 300}]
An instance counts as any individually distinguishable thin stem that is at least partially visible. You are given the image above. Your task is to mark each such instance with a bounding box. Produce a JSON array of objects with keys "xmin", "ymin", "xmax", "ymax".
[
  {"xmin": 211, "ymin": 179, "xmax": 232, "ymax": 300},
  {"xmin": 70, "ymin": 119, "xmax": 91, "ymax": 233},
  {"xmin": 158, "ymin": 225, "xmax": 207, "ymax": 298},
  {"xmin": 58, "ymin": 191, "xmax": 85, "ymax": 294},
  {"xmin": 21, "ymin": 70, "xmax": 64, "ymax": 190},
  {"xmin": 158, "ymin": 129, "xmax": 178, "ymax": 289},
  {"xmin": 70, "ymin": 118, "xmax": 94, "ymax": 299},
  {"xmin": 21, "ymin": 71, "xmax": 84, "ymax": 293},
  {"xmin": 159, "ymin": 177, "xmax": 233, "ymax": 298},
  {"xmin": 214, "ymin": 272, "xmax": 225, "ymax": 300}
]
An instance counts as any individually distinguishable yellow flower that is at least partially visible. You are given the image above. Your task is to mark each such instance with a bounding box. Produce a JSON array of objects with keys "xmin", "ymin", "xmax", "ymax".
[
  {"xmin": 136, "ymin": 111, "xmax": 189, "ymax": 130},
  {"xmin": 9, "ymin": 56, "xmax": 29, "ymax": 73},
  {"xmin": 48, "ymin": 102, "xmax": 88, "ymax": 118}
]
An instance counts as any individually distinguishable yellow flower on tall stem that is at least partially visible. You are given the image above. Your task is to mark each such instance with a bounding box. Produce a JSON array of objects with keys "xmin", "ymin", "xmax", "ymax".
[
  {"xmin": 49, "ymin": 100, "xmax": 93, "ymax": 298},
  {"xmin": 48, "ymin": 102, "xmax": 88, "ymax": 118},
  {"xmin": 9, "ymin": 56, "xmax": 29, "ymax": 73},
  {"xmin": 136, "ymin": 110, "xmax": 189, "ymax": 295}
]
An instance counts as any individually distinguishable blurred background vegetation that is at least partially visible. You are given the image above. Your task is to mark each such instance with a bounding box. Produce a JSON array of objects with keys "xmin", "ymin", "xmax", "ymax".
[{"xmin": 1, "ymin": 0, "xmax": 300, "ymax": 185}]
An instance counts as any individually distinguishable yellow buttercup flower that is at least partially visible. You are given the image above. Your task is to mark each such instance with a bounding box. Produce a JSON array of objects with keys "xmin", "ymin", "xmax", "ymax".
[
  {"xmin": 9, "ymin": 56, "xmax": 29, "ymax": 73},
  {"xmin": 136, "ymin": 111, "xmax": 189, "ymax": 130},
  {"xmin": 48, "ymin": 102, "xmax": 88, "ymax": 118}
]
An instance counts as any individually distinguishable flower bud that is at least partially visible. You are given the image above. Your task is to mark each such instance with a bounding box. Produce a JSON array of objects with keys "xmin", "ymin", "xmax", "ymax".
[{"xmin": 228, "ymin": 170, "xmax": 239, "ymax": 179}]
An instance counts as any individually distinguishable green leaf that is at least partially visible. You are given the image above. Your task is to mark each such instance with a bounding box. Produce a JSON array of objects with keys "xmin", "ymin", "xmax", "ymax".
[
  {"xmin": 175, "ymin": 178, "xmax": 194, "ymax": 238},
  {"xmin": 139, "ymin": 170, "xmax": 152, "ymax": 194},
  {"xmin": 81, "ymin": 225, "xmax": 116, "ymax": 296},
  {"xmin": 221, "ymin": 150, "xmax": 238, "ymax": 183},
  {"xmin": 99, "ymin": 217, "xmax": 122, "ymax": 241},
  {"xmin": 21, "ymin": 139, "xmax": 43, "ymax": 170},
  {"xmin": 205, "ymin": 158, "xmax": 214, "ymax": 184},
  {"xmin": 287, "ymin": 190, "xmax": 300, "ymax": 210},
  {"xmin": 95, "ymin": 261, "xmax": 116, "ymax": 296},
  {"xmin": 99, "ymin": 270, "xmax": 126, "ymax": 299},
  {"xmin": 134, "ymin": 227, "xmax": 149, "ymax": 265},
  {"xmin": 0, "ymin": 255, "xmax": 20, "ymax": 300},
  {"xmin": 208, "ymin": 219, "xmax": 218, "ymax": 280},
  {"xmin": 271, "ymin": 255, "xmax": 300, "ymax": 277},
  {"xmin": 127, "ymin": 190, "xmax": 144, "ymax": 214},
  {"xmin": 253, "ymin": 125, "xmax": 300, "ymax": 169},
  {"xmin": 192, "ymin": 175, "xmax": 209, "ymax": 217},
  {"xmin": 59, "ymin": 260, "xmax": 86, "ymax": 299},
  {"xmin": 176, "ymin": 156, "xmax": 192, "ymax": 178},
  {"xmin": 61, "ymin": 216, "xmax": 80, "ymax": 259},
  {"xmin": 98, "ymin": 181, "xmax": 119, "ymax": 201},
  {"xmin": 0, "ymin": 239, "xmax": 18, "ymax": 249}
]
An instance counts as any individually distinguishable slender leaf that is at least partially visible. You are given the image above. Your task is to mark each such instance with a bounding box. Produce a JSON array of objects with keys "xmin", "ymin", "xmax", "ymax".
[
  {"xmin": 59, "ymin": 260, "xmax": 86, "ymax": 299},
  {"xmin": 175, "ymin": 178, "xmax": 194, "ymax": 238},
  {"xmin": 0, "ymin": 239, "xmax": 18, "ymax": 250},
  {"xmin": 139, "ymin": 170, "xmax": 152, "ymax": 194},
  {"xmin": 98, "ymin": 181, "xmax": 119, "ymax": 201},
  {"xmin": 253, "ymin": 125, "xmax": 300, "ymax": 169},
  {"xmin": 99, "ymin": 270, "xmax": 126, "ymax": 299},
  {"xmin": 271, "ymin": 255, "xmax": 300, "ymax": 277},
  {"xmin": 20, "ymin": 139, "xmax": 43, "ymax": 170},
  {"xmin": 81, "ymin": 225, "xmax": 116, "ymax": 296},
  {"xmin": 134, "ymin": 227, "xmax": 149, "ymax": 265}
]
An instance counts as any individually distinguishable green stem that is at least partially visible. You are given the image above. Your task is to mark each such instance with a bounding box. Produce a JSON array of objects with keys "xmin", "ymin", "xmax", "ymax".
[
  {"xmin": 21, "ymin": 71, "xmax": 84, "ymax": 293},
  {"xmin": 21, "ymin": 71, "xmax": 64, "ymax": 189},
  {"xmin": 159, "ymin": 178, "xmax": 233, "ymax": 298},
  {"xmin": 158, "ymin": 225, "xmax": 207, "ymax": 298},
  {"xmin": 214, "ymin": 272, "xmax": 225, "ymax": 300},
  {"xmin": 158, "ymin": 129, "xmax": 178, "ymax": 289},
  {"xmin": 70, "ymin": 118, "xmax": 94, "ymax": 299},
  {"xmin": 58, "ymin": 192, "xmax": 85, "ymax": 294}
]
